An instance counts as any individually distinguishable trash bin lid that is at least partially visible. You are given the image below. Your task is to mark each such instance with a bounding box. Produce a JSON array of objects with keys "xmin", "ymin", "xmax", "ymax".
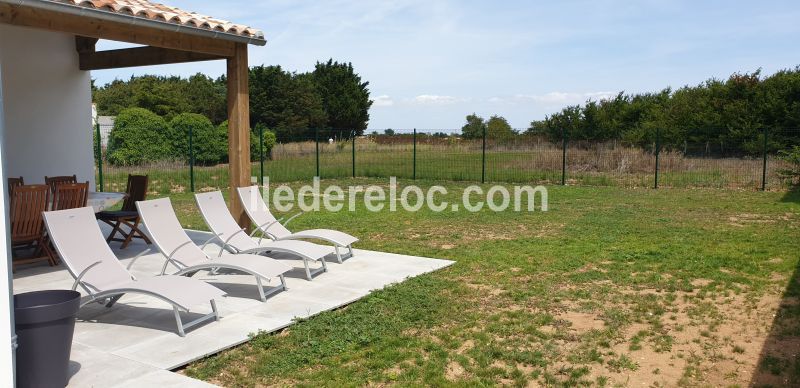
[{"xmin": 14, "ymin": 290, "xmax": 81, "ymax": 325}]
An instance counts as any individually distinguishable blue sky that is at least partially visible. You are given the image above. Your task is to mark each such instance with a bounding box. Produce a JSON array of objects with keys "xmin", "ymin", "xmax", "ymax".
[{"xmin": 94, "ymin": 0, "xmax": 800, "ymax": 130}]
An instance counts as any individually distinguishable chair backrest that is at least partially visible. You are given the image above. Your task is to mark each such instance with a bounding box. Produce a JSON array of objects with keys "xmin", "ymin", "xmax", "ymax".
[
  {"xmin": 52, "ymin": 182, "xmax": 89, "ymax": 211},
  {"xmin": 121, "ymin": 175, "xmax": 148, "ymax": 212},
  {"xmin": 8, "ymin": 177, "xmax": 24, "ymax": 198},
  {"xmin": 43, "ymin": 207, "xmax": 132, "ymax": 292},
  {"xmin": 196, "ymin": 191, "xmax": 259, "ymax": 252},
  {"xmin": 236, "ymin": 186, "xmax": 292, "ymax": 239},
  {"xmin": 45, "ymin": 175, "xmax": 77, "ymax": 194},
  {"xmin": 136, "ymin": 197, "xmax": 208, "ymax": 268},
  {"xmin": 10, "ymin": 185, "xmax": 49, "ymax": 241}
]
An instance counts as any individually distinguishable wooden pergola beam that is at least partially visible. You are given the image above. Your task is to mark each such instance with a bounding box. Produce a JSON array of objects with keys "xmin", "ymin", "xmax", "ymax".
[
  {"xmin": 227, "ymin": 43, "xmax": 252, "ymax": 228},
  {"xmin": 75, "ymin": 36, "xmax": 98, "ymax": 54},
  {"xmin": 0, "ymin": 3, "xmax": 236, "ymax": 57},
  {"xmin": 79, "ymin": 45, "xmax": 224, "ymax": 71}
]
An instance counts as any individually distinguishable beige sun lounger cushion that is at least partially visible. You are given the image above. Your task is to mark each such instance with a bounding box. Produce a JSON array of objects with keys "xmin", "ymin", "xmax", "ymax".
[
  {"xmin": 136, "ymin": 197, "xmax": 294, "ymax": 298},
  {"xmin": 237, "ymin": 186, "xmax": 359, "ymax": 263},
  {"xmin": 195, "ymin": 191, "xmax": 332, "ymax": 281},
  {"xmin": 43, "ymin": 206, "xmax": 224, "ymax": 336}
]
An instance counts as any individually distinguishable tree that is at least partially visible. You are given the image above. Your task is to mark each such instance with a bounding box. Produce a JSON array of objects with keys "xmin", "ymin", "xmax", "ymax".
[
  {"xmin": 168, "ymin": 113, "xmax": 226, "ymax": 165},
  {"xmin": 217, "ymin": 121, "xmax": 278, "ymax": 162},
  {"xmin": 107, "ymin": 108, "xmax": 172, "ymax": 165},
  {"xmin": 461, "ymin": 114, "xmax": 487, "ymax": 139},
  {"xmin": 384, "ymin": 128, "xmax": 395, "ymax": 136},
  {"xmin": 311, "ymin": 59, "xmax": 372, "ymax": 134},
  {"xmin": 249, "ymin": 65, "xmax": 327, "ymax": 142},
  {"xmin": 487, "ymin": 115, "xmax": 516, "ymax": 140},
  {"xmin": 251, "ymin": 123, "xmax": 278, "ymax": 161},
  {"xmin": 93, "ymin": 74, "xmax": 227, "ymax": 124},
  {"xmin": 525, "ymin": 66, "xmax": 800, "ymax": 153},
  {"xmin": 185, "ymin": 74, "xmax": 227, "ymax": 124}
]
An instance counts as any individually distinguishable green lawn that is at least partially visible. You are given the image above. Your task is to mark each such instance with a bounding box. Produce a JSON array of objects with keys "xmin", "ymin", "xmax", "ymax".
[{"xmin": 166, "ymin": 180, "xmax": 799, "ymax": 386}]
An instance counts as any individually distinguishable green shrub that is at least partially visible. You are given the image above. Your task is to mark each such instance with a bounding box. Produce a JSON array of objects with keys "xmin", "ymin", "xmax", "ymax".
[
  {"xmin": 778, "ymin": 145, "xmax": 800, "ymax": 185},
  {"xmin": 251, "ymin": 123, "xmax": 277, "ymax": 161},
  {"xmin": 217, "ymin": 121, "xmax": 277, "ymax": 162},
  {"xmin": 168, "ymin": 113, "xmax": 227, "ymax": 165},
  {"xmin": 107, "ymin": 108, "xmax": 172, "ymax": 165}
]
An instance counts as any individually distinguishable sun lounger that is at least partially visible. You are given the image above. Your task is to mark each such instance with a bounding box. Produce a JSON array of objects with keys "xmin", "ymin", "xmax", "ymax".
[
  {"xmin": 194, "ymin": 191, "xmax": 332, "ymax": 281},
  {"xmin": 237, "ymin": 186, "xmax": 359, "ymax": 263},
  {"xmin": 136, "ymin": 198, "xmax": 294, "ymax": 299},
  {"xmin": 42, "ymin": 206, "xmax": 224, "ymax": 336}
]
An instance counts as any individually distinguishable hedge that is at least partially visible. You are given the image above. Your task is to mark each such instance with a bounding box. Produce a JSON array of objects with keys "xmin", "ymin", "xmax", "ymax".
[
  {"xmin": 107, "ymin": 108, "xmax": 172, "ymax": 165},
  {"xmin": 168, "ymin": 113, "xmax": 227, "ymax": 165}
]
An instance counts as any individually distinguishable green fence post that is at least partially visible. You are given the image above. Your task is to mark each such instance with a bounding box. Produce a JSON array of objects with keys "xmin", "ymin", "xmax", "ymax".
[
  {"xmin": 259, "ymin": 125, "xmax": 264, "ymax": 186},
  {"xmin": 654, "ymin": 127, "xmax": 660, "ymax": 189},
  {"xmin": 315, "ymin": 128, "xmax": 320, "ymax": 178},
  {"xmin": 561, "ymin": 127, "xmax": 567, "ymax": 185},
  {"xmin": 762, "ymin": 127, "xmax": 768, "ymax": 191},
  {"xmin": 413, "ymin": 128, "xmax": 417, "ymax": 180},
  {"xmin": 94, "ymin": 122, "xmax": 104, "ymax": 192},
  {"xmin": 481, "ymin": 125, "xmax": 487, "ymax": 184},
  {"xmin": 352, "ymin": 130, "xmax": 356, "ymax": 178},
  {"xmin": 188, "ymin": 125, "xmax": 195, "ymax": 192}
]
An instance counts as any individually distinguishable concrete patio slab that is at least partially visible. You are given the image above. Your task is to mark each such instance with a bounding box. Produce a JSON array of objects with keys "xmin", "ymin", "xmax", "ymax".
[{"xmin": 12, "ymin": 225, "xmax": 455, "ymax": 387}]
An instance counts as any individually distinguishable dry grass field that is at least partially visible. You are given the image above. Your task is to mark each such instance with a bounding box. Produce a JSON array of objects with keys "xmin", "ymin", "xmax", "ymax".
[{"xmin": 97, "ymin": 137, "xmax": 793, "ymax": 194}]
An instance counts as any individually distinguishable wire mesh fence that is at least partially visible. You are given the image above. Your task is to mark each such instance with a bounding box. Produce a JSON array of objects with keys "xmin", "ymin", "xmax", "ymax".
[{"xmin": 93, "ymin": 125, "xmax": 800, "ymax": 194}]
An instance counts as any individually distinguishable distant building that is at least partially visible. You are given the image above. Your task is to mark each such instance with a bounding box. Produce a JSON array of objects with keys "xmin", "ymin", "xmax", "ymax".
[
  {"xmin": 97, "ymin": 116, "xmax": 115, "ymax": 147},
  {"xmin": 91, "ymin": 103, "xmax": 115, "ymax": 147}
]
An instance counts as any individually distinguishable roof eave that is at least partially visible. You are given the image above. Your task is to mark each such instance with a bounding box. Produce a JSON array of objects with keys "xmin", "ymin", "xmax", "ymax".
[{"xmin": 2, "ymin": 0, "xmax": 267, "ymax": 47}]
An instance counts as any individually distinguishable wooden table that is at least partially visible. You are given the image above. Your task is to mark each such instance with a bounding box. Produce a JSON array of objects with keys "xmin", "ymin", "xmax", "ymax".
[{"xmin": 87, "ymin": 192, "xmax": 126, "ymax": 212}]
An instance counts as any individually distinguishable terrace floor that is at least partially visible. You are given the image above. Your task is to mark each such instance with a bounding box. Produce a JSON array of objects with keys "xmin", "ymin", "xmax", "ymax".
[{"xmin": 12, "ymin": 224, "xmax": 454, "ymax": 387}]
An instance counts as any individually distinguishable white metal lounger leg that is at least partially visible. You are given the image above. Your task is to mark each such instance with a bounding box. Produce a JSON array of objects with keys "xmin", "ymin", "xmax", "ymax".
[
  {"xmin": 334, "ymin": 245, "xmax": 343, "ymax": 264},
  {"xmin": 279, "ymin": 274, "xmax": 288, "ymax": 291},
  {"xmin": 105, "ymin": 295, "xmax": 123, "ymax": 308},
  {"xmin": 258, "ymin": 274, "xmax": 288, "ymax": 301},
  {"xmin": 302, "ymin": 258, "xmax": 327, "ymax": 281},
  {"xmin": 303, "ymin": 259, "xmax": 312, "ymax": 281},
  {"xmin": 174, "ymin": 307, "xmax": 186, "ymax": 337},
  {"xmin": 172, "ymin": 300, "xmax": 221, "ymax": 337},
  {"xmin": 333, "ymin": 245, "xmax": 355, "ymax": 264},
  {"xmin": 256, "ymin": 276, "xmax": 266, "ymax": 302}
]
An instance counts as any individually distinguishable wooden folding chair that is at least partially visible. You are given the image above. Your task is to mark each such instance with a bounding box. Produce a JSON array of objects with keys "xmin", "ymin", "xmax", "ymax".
[
  {"xmin": 8, "ymin": 176, "xmax": 24, "ymax": 203},
  {"xmin": 52, "ymin": 182, "xmax": 89, "ymax": 211},
  {"xmin": 8, "ymin": 176, "xmax": 24, "ymax": 192},
  {"xmin": 45, "ymin": 175, "xmax": 77, "ymax": 195},
  {"xmin": 96, "ymin": 175, "xmax": 152, "ymax": 249},
  {"xmin": 10, "ymin": 185, "xmax": 56, "ymax": 268}
]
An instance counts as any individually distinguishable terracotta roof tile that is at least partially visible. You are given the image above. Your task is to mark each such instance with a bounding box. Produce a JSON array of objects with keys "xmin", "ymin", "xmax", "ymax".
[{"xmin": 53, "ymin": 0, "xmax": 264, "ymax": 41}]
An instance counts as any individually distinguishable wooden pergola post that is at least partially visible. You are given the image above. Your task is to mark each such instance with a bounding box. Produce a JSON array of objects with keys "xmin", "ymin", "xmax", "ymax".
[{"xmin": 226, "ymin": 43, "xmax": 251, "ymax": 228}]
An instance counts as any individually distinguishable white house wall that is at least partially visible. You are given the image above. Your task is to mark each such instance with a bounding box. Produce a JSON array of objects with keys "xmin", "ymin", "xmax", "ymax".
[
  {"xmin": 0, "ymin": 30, "xmax": 16, "ymax": 387},
  {"xmin": 0, "ymin": 24, "xmax": 95, "ymax": 187}
]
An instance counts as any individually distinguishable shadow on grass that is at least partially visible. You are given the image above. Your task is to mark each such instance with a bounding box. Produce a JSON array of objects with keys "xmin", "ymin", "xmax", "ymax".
[
  {"xmin": 780, "ymin": 186, "xmax": 800, "ymax": 203},
  {"xmin": 751, "ymin": 191, "xmax": 800, "ymax": 386}
]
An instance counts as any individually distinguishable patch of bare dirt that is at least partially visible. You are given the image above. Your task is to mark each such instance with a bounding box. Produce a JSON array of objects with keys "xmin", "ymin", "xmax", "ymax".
[
  {"xmin": 690, "ymin": 278, "xmax": 713, "ymax": 288},
  {"xmin": 536, "ymin": 286, "xmax": 787, "ymax": 387},
  {"xmin": 457, "ymin": 340, "xmax": 475, "ymax": 355},
  {"xmin": 556, "ymin": 311, "xmax": 606, "ymax": 333},
  {"xmin": 445, "ymin": 361, "xmax": 466, "ymax": 381}
]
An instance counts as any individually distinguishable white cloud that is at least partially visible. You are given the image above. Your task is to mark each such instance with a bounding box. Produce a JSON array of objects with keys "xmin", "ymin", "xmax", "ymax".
[
  {"xmin": 373, "ymin": 95, "xmax": 394, "ymax": 107},
  {"xmin": 490, "ymin": 91, "xmax": 617, "ymax": 105},
  {"xmin": 411, "ymin": 95, "xmax": 466, "ymax": 105}
]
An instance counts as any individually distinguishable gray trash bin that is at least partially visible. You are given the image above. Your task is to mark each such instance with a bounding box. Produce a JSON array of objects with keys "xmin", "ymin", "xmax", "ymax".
[{"xmin": 14, "ymin": 290, "xmax": 81, "ymax": 388}]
